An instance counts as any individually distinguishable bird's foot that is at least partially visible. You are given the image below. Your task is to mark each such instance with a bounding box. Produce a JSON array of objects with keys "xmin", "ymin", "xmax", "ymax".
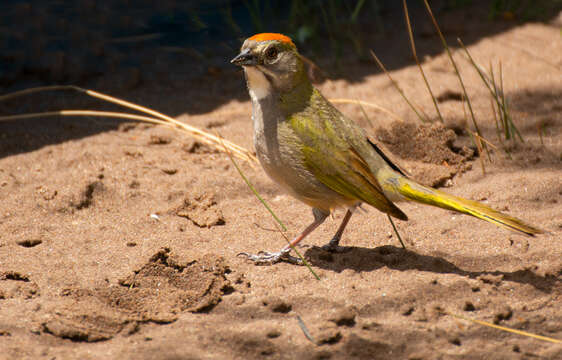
[
  {"xmin": 321, "ymin": 238, "xmax": 350, "ymax": 253},
  {"xmin": 238, "ymin": 249, "xmax": 303, "ymax": 265}
]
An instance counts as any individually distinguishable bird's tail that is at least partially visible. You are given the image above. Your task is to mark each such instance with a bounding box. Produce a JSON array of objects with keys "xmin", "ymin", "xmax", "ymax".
[{"xmin": 381, "ymin": 173, "xmax": 543, "ymax": 236}]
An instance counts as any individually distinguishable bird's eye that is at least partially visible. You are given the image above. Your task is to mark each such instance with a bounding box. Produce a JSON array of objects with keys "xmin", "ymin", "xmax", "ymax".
[{"xmin": 265, "ymin": 47, "xmax": 278, "ymax": 60}]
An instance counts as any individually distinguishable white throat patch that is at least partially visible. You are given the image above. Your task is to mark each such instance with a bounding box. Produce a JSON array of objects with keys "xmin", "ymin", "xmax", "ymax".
[{"xmin": 244, "ymin": 66, "xmax": 271, "ymax": 101}]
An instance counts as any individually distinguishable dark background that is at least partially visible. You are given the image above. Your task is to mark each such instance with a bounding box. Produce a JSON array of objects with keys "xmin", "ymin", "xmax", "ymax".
[{"xmin": 1, "ymin": 0, "xmax": 560, "ymax": 157}]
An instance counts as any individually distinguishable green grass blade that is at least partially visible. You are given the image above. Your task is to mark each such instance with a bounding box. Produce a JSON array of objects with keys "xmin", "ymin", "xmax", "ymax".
[
  {"xmin": 351, "ymin": 0, "xmax": 366, "ymax": 23},
  {"xmin": 387, "ymin": 214, "xmax": 406, "ymax": 249}
]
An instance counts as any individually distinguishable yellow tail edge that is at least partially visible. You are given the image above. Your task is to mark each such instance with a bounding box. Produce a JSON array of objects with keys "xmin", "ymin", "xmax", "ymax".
[{"xmin": 394, "ymin": 178, "xmax": 544, "ymax": 237}]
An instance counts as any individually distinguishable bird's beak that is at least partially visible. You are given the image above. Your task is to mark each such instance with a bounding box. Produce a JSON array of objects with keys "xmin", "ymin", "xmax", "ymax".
[{"xmin": 230, "ymin": 48, "xmax": 257, "ymax": 66}]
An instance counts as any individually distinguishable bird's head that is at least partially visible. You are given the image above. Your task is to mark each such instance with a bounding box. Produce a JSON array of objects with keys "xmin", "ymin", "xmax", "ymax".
[{"xmin": 231, "ymin": 33, "xmax": 308, "ymax": 100}]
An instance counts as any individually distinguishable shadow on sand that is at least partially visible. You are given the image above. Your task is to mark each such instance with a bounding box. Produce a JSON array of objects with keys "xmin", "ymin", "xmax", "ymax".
[{"xmin": 305, "ymin": 244, "xmax": 560, "ymax": 292}]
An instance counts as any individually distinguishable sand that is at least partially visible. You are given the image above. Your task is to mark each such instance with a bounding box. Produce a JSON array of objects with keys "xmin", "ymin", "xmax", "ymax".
[{"xmin": 0, "ymin": 7, "xmax": 561, "ymax": 360}]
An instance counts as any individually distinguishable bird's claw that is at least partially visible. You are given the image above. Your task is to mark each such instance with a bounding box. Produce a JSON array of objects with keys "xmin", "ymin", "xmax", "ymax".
[
  {"xmin": 321, "ymin": 239, "xmax": 350, "ymax": 253},
  {"xmin": 237, "ymin": 249, "xmax": 303, "ymax": 265}
]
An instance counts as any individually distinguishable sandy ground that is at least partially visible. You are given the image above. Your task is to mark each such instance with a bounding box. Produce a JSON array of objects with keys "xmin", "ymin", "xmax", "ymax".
[{"xmin": 0, "ymin": 11, "xmax": 561, "ymax": 360}]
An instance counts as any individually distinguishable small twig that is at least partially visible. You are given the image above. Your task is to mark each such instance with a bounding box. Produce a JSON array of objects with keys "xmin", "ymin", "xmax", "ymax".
[
  {"xmin": 468, "ymin": 130, "xmax": 486, "ymax": 175},
  {"xmin": 296, "ymin": 315, "xmax": 316, "ymax": 344},
  {"xmin": 465, "ymin": 129, "xmax": 499, "ymax": 150}
]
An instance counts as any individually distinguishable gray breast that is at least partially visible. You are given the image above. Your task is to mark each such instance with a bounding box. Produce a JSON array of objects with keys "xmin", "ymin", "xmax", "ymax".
[{"xmin": 251, "ymin": 96, "xmax": 345, "ymax": 209}]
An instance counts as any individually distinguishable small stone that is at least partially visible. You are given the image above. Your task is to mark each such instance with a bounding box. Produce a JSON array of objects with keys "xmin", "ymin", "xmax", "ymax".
[
  {"xmin": 266, "ymin": 329, "xmax": 281, "ymax": 339},
  {"xmin": 124, "ymin": 150, "xmax": 143, "ymax": 158},
  {"xmin": 16, "ymin": 239, "xmax": 42, "ymax": 248},
  {"xmin": 262, "ymin": 297, "xmax": 292, "ymax": 313},
  {"xmin": 401, "ymin": 305, "xmax": 414, "ymax": 316},
  {"xmin": 328, "ymin": 307, "xmax": 356, "ymax": 327},
  {"xmin": 463, "ymin": 301, "xmax": 475, "ymax": 312},
  {"xmin": 182, "ymin": 139, "xmax": 217, "ymax": 154},
  {"xmin": 317, "ymin": 329, "xmax": 342, "ymax": 345},
  {"xmin": 161, "ymin": 168, "xmax": 178, "ymax": 175},
  {"xmin": 360, "ymin": 321, "xmax": 381, "ymax": 330},
  {"xmin": 149, "ymin": 135, "xmax": 172, "ymax": 145},
  {"xmin": 448, "ymin": 335, "xmax": 461, "ymax": 346},
  {"xmin": 494, "ymin": 306, "xmax": 513, "ymax": 324},
  {"xmin": 478, "ymin": 274, "xmax": 503, "ymax": 286}
]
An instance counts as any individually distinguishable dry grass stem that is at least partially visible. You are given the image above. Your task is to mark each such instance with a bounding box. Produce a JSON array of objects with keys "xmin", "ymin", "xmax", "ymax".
[
  {"xmin": 402, "ymin": 0, "xmax": 444, "ymax": 123},
  {"xmin": 446, "ymin": 311, "xmax": 561, "ymax": 344},
  {"xmin": 369, "ymin": 50, "xmax": 428, "ymax": 123},
  {"xmin": 0, "ymin": 85, "xmax": 257, "ymax": 164}
]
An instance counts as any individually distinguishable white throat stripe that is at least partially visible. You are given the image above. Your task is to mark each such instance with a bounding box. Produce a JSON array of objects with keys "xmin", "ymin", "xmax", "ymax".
[{"xmin": 245, "ymin": 67, "xmax": 271, "ymax": 101}]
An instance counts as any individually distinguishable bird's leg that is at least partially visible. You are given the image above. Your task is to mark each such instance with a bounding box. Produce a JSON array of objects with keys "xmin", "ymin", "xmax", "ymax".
[
  {"xmin": 321, "ymin": 208, "xmax": 354, "ymax": 253},
  {"xmin": 239, "ymin": 208, "xmax": 328, "ymax": 265}
]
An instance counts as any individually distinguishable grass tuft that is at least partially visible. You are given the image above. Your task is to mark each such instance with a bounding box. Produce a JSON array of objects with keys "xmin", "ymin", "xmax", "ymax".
[{"xmin": 457, "ymin": 39, "xmax": 523, "ymax": 144}]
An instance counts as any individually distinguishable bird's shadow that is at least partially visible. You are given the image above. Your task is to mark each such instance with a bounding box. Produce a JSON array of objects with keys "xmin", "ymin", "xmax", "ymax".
[{"xmin": 304, "ymin": 245, "xmax": 559, "ymax": 292}]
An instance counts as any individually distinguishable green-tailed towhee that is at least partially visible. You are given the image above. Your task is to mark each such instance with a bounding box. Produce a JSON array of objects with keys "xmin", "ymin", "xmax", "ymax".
[{"xmin": 231, "ymin": 33, "xmax": 542, "ymax": 265}]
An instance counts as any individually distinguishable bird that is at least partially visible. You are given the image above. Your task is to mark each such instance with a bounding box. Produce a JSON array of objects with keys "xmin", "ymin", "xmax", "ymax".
[{"xmin": 230, "ymin": 33, "xmax": 543, "ymax": 265}]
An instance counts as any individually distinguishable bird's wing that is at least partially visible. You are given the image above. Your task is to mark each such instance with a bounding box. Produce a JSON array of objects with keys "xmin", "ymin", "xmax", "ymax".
[
  {"xmin": 289, "ymin": 91, "xmax": 407, "ymax": 220},
  {"xmin": 366, "ymin": 138, "xmax": 411, "ymax": 177}
]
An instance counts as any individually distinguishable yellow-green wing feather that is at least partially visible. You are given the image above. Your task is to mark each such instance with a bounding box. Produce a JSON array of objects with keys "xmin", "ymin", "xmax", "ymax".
[{"xmin": 288, "ymin": 90, "xmax": 407, "ymax": 220}]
